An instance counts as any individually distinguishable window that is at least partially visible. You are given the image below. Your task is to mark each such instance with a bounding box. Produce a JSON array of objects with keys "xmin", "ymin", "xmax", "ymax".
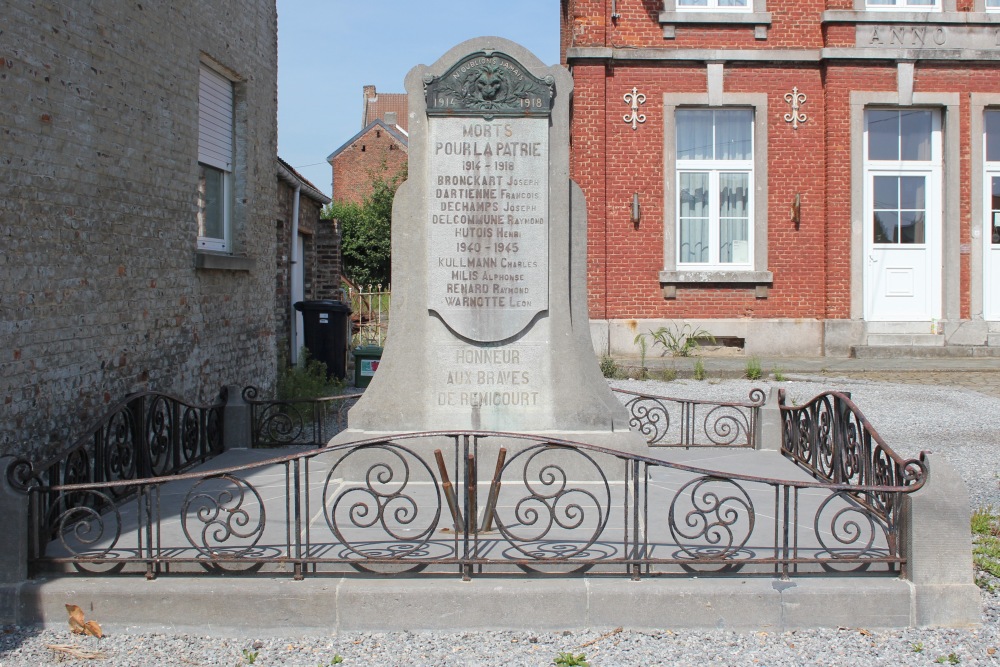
[
  {"xmin": 676, "ymin": 109, "xmax": 754, "ymax": 268},
  {"xmin": 198, "ymin": 64, "xmax": 234, "ymax": 252},
  {"xmin": 677, "ymin": 0, "xmax": 751, "ymax": 10},
  {"xmin": 864, "ymin": 0, "xmax": 939, "ymax": 10},
  {"xmin": 866, "ymin": 109, "xmax": 937, "ymax": 248},
  {"xmin": 989, "ymin": 0, "xmax": 1000, "ymax": 11},
  {"xmin": 986, "ymin": 110, "xmax": 1000, "ymax": 244}
]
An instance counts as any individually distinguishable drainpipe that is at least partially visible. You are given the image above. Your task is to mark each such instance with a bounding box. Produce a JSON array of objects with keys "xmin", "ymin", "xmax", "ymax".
[{"xmin": 290, "ymin": 183, "xmax": 301, "ymax": 365}]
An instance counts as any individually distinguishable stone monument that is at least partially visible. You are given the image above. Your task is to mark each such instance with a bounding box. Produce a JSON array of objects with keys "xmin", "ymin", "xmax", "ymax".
[{"xmin": 338, "ymin": 37, "xmax": 645, "ymax": 456}]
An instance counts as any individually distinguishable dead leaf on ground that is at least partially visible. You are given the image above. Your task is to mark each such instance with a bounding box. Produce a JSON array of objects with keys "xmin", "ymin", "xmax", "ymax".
[
  {"xmin": 83, "ymin": 620, "xmax": 103, "ymax": 638},
  {"xmin": 65, "ymin": 603, "xmax": 104, "ymax": 639},
  {"xmin": 66, "ymin": 604, "xmax": 86, "ymax": 634},
  {"xmin": 858, "ymin": 628, "xmax": 872, "ymax": 636}
]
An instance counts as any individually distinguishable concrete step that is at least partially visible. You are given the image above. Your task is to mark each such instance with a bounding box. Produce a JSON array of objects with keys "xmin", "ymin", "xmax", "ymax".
[
  {"xmin": 2, "ymin": 575, "xmax": 919, "ymax": 634},
  {"xmin": 864, "ymin": 322, "xmax": 939, "ymax": 335},
  {"xmin": 865, "ymin": 333, "xmax": 943, "ymax": 347},
  {"xmin": 852, "ymin": 344, "xmax": 1000, "ymax": 359}
]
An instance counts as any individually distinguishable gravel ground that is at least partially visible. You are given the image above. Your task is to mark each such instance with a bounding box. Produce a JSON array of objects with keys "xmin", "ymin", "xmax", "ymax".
[{"xmin": 0, "ymin": 376, "xmax": 996, "ymax": 667}]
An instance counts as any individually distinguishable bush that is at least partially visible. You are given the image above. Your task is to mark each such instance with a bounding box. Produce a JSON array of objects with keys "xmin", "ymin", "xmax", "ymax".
[
  {"xmin": 276, "ymin": 349, "xmax": 343, "ymax": 401},
  {"xmin": 599, "ymin": 355, "xmax": 622, "ymax": 379},
  {"xmin": 323, "ymin": 163, "xmax": 405, "ymax": 287}
]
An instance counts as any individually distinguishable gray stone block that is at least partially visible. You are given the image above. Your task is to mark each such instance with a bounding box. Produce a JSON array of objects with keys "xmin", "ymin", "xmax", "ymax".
[{"xmin": 901, "ymin": 452, "xmax": 982, "ymax": 627}]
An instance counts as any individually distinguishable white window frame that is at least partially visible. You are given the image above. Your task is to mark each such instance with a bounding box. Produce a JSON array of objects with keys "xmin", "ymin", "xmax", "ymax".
[
  {"xmin": 983, "ymin": 109, "xmax": 1000, "ymax": 318},
  {"xmin": 675, "ymin": 109, "xmax": 755, "ymax": 270},
  {"xmin": 660, "ymin": 92, "xmax": 771, "ymax": 296},
  {"xmin": 863, "ymin": 108, "xmax": 942, "ymax": 246},
  {"xmin": 198, "ymin": 64, "xmax": 234, "ymax": 253},
  {"xmin": 863, "ymin": 0, "xmax": 940, "ymax": 11},
  {"xmin": 676, "ymin": 0, "xmax": 752, "ymax": 11},
  {"xmin": 987, "ymin": 0, "xmax": 1000, "ymax": 11}
]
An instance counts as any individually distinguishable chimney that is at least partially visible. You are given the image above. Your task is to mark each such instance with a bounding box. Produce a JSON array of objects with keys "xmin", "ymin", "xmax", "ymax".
[
  {"xmin": 362, "ymin": 85, "xmax": 376, "ymax": 126},
  {"xmin": 385, "ymin": 111, "xmax": 398, "ymax": 127}
]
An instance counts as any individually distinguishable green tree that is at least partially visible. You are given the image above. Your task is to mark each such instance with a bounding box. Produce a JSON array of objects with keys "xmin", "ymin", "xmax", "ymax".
[{"xmin": 323, "ymin": 163, "xmax": 405, "ymax": 287}]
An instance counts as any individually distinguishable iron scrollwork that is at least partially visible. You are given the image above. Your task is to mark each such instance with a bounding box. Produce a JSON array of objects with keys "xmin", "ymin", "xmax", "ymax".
[
  {"xmin": 490, "ymin": 445, "xmax": 611, "ymax": 561},
  {"xmin": 182, "ymin": 474, "xmax": 266, "ymax": 559},
  {"xmin": 668, "ymin": 476, "xmax": 755, "ymax": 560},
  {"xmin": 323, "ymin": 444, "xmax": 442, "ymax": 561}
]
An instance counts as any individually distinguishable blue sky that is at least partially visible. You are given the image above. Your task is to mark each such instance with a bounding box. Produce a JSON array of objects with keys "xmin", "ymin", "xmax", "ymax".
[{"xmin": 276, "ymin": 1, "xmax": 561, "ymax": 197}]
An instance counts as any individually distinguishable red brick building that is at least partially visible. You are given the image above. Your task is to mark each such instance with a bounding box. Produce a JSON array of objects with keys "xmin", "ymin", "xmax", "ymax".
[
  {"xmin": 563, "ymin": 0, "xmax": 1000, "ymax": 356},
  {"xmin": 327, "ymin": 85, "xmax": 408, "ymax": 205}
]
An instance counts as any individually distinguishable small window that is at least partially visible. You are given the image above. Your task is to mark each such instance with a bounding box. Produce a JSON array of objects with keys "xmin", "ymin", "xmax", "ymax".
[
  {"xmin": 197, "ymin": 64, "xmax": 234, "ymax": 252},
  {"xmin": 867, "ymin": 110, "xmax": 934, "ymax": 162},
  {"xmin": 989, "ymin": 0, "xmax": 1000, "ymax": 12},
  {"xmin": 865, "ymin": 0, "xmax": 939, "ymax": 10},
  {"xmin": 677, "ymin": 0, "xmax": 751, "ymax": 10},
  {"xmin": 987, "ymin": 110, "xmax": 1000, "ymax": 162},
  {"xmin": 676, "ymin": 109, "xmax": 754, "ymax": 267}
]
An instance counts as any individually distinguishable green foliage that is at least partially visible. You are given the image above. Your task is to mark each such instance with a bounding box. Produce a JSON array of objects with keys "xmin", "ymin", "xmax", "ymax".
[
  {"xmin": 771, "ymin": 365, "xmax": 786, "ymax": 382},
  {"xmin": 276, "ymin": 349, "xmax": 343, "ymax": 401},
  {"xmin": 639, "ymin": 323, "xmax": 715, "ymax": 357},
  {"xmin": 974, "ymin": 536, "xmax": 1000, "ymax": 579},
  {"xmin": 636, "ymin": 335, "xmax": 649, "ymax": 379},
  {"xmin": 554, "ymin": 652, "xmax": 590, "ymax": 667},
  {"xmin": 323, "ymin": 162, "xmax": 406, "ymax": 287},
  {"xmin": 318, "ymin": 656, "xmax": 344, "ymax": 666},
  {"xmin": 912, "ymin": 642, "xmax": 924, "ymax": 653},
  {"xmin": 971, "ymin": 505, "xmax": 999, "ymax": 536},
  {"xmin": 744, "ymin": 356, "xmax": 763, "ymax": 381},
  {"xmin": 693, "ymin": 357, "xmax": 706, "ymax": 381},
  {"xmin": 657, "ymin": 366, "xmax": 678, "ymax": 382},
  {"xmin": 972, "ymin": 506, "xmax": 1000, "ymax": 581},
  {"xmin": 241, "ymin": 648, "xmax": 259, "ymax": 665},
  {"xmin": 935, "ymin": 653, "xmax": 960, "ymax": 664},
  {"xmin": 599, "ymin": 356, "xmax": 623, "ymax": 379}
]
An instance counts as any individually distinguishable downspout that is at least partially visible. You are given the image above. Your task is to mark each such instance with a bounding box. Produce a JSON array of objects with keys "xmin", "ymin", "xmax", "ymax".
[{"xmin": 290, "ymin": 183, "xmax": 301, "ymax": 365}]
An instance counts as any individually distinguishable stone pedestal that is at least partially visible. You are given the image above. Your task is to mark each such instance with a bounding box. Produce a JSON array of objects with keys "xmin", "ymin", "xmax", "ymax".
[{"xmin": 334, "ymin": 37, "xmax": 647, "ymax": 465}]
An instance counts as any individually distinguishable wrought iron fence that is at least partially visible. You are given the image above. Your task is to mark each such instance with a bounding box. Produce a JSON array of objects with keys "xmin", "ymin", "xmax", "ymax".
[
  {"xmin": 21, "ymin": 430, "xmax": 927, "ymax": 581},
  {"xmin": 346, "ymin": 283, "xmax": 390, "ymax": 347},
  {"xmin": 779, "ymin": 390, "xmax": 926, "ymax": 525},
  {"xmin": 612, "ymin": 387, "xmax": 765, "ymax": 447},
  {"xmin": 243, "ymin": 387, "xmax": 361, "ymax": 448},
  {"xmin": 5, "ymin": 390, "xmax": 224, "ymax": 561}
]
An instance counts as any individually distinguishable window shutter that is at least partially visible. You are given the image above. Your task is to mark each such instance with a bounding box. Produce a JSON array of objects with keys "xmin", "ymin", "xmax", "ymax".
[{"xmin": 198, "ymin": 65, "xmax": 233, "ymax": 171}]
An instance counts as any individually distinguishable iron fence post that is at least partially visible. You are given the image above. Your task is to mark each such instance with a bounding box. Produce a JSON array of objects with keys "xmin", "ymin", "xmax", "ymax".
[
  {"xmin": 293, "ymin": 458, "xmax": 303, "ymax": 580},
  {"xmin": 631, "ymin": 459, "xmax": 641, "ymax": 581},
  {"xmin": 222, "ymin": 385, "xmax": 253, "ymax": 450}
]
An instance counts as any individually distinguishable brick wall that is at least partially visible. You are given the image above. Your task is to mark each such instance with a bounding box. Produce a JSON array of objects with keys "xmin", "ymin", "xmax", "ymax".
[
  {"xmin": 331, "ymin": 124, "xmax": 407, "ymax": 205},
  {"xmin": 567, "ymin": 0, "xmax": 1000, "ymax": 346},
  {"xmin": 0, "ymin": 1, "xmax": 279, "ymax": 459}
]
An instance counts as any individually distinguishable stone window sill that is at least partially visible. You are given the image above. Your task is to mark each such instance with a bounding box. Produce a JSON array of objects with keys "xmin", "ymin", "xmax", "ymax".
[
  {"xmin": 822, "ymin": 10, "xmax": 1000, "ymax": 24},
  {"xmin": 194, "ymin": 251, "xmax": 255, "ymax": 272},
  {"xmin": 659, "ymin": 269, "xmax": 773, "ymax": 299},
  {"xmin": 659, "ymin": 11, "xmax": 772, "ymax": 39}
]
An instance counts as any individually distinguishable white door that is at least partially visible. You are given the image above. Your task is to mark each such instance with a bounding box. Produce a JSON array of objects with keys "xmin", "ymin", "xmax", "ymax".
[
  {"xmin": 984, "ymin": 110, "xmax": 1000, "ymax": 320},
  {"xmin": 985, "ymin": 173, "xmax": 1000, "ymax": 320},
  {"xmin": 863, "ymin": 110, "xmax": 942, "ymax": 322}
]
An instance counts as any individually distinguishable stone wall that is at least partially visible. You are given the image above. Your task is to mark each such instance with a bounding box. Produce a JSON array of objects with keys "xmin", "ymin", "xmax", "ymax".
[
  {"xmin": 0, "ymin": 1, "xmax": 279, "ymax": 459},
  {"xmin": 275, "ymin": 172, "xmax": 340, "ymax": 363}
]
